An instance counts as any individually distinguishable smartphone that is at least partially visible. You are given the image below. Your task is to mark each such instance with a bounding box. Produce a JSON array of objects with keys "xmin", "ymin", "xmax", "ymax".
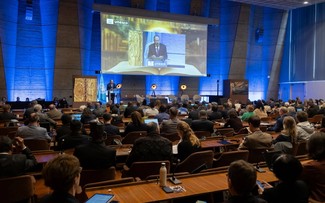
[
  {"xmin": 162, "ymin": 186, "xmax": 173, "ymax": 193},
  {"xmin": 85, "ymin": 194, "xmax": 115, "ymax": 203},
  {"xmin": 256, "ymin": 180, "xmax": 264, "ymax": 189}
]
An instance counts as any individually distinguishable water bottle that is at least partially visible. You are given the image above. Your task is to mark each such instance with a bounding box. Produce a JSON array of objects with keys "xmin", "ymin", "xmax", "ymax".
[{"xmin": 159, "ymin": 162, "xmax": 167, "ymax": 187}]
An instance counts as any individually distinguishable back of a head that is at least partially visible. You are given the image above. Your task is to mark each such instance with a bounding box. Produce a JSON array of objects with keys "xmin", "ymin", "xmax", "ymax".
[
  {"xmin": 280, "ymin": 107, "xmax": 288, "ymax": 114},
  {"xmin": 246, "ymin": 105, "xmax": 254, "ymax": 112},
  {"xmin": 103, "ymin": 113, "xmax": 112, "ymax": 122},
  {"xmin": 0, "ymin": 136, "xmax": 12, "ymax": 153},
  {"xmin": 131, "ymin": 111, "xmax": 142, "ymax": 126},
  {"xmin": 199, "ymin": 110, "xmax": 207, "ymax": 118},
  {"xmin": 296, "ymin": 111, "xmax": 308, "ymax": 122},
  {"xmin": 48, "ymin": 104, "xmax": 55, "ymax": 110},
  {"xmin": 90, "ymin": 122, "xmax": 106, "ymax": 141},
  {"xmin": 159, "ymin": 104, "xmax": 167, "ymax": 113},
  {"xmin": 248, "ymin": 115, "xmax": 261, "ymax": 128},
  {"xmin": 61, "ymin": 114, "xmax": 72, "ymax": 125},
  {"xmin": 273, "ymin": 154, "xmax": 302, "ymax": 183},
  {"xmin": 149, "ymin": 101, "xmax": 155, "ymax": 108},
  {"xmin": 42, "ymin": 154, "xmax": 81, "ymax": 193},
  {"xmin": 2, "ymin": 104, "xmax": 11, "ymax": 112},
  {"xmin": 169, "ymin": 107, "xmax": 178, "ymax": 117},
  {"xmin": 283, "ymin": 116, "xmax": 296, "ymax": 130},
  {"xmin": 307, "ymin": 132, "xmax": 325, "ymax": 161},
  {"xmin": 228, "ymin": 160, "xmax": 256, "ymax": 195},
  {"xmin": 70, "ymin": 120, "xmax": 82, "ymax": 133},
  {"xmin": 147, "ymin": 122, "xmax": 159, "ymax": 134},
  {"xmin": 29, "ymin": 113, "xmax": 40, "ymax": 123},
  {"xmin": 228, "ymin": 109, "xmax": 237, "ymax": 118},
  {"xmin": 34, "ymin": 104, "xmax": 42, "ymax": 112}
]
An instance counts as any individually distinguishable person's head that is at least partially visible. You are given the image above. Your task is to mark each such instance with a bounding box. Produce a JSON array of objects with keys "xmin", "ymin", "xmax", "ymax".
[
  {"xmin": 279, "ymin": 107, "xmax": 288, "ymax": 115},
  {"xmin": 42, "ymin": 154, "xmax": 82, "ymax": 194},
  {"xmin": 0, "ymin": 136, "xmax": 13, "ymax": 153},
  {"xmin": 227, "ymin": 160, "xmax": 257, "ymax": 196},
  {"xmin": 154, "ymin": 35, "xmax": 160, "ymax": 45},
  {"xmin": 149, "ymin": 101, "xmax": 155, "ymax": 109},
  {"xmin": 169, "ymin": 107, "xmax": 178, "ymax": 118},
  {"xmin": 29, "ymin": 113, "xmax": 40, "ymax": 124},
  {"xmin": 61, "ymin": 114, "xmax": 72, "ymax": 125},
  {"xmin": 199, "ymin": 110, "xmax": 208, "ymax": 119},
  {"xmin": 90, "ymin": 122, "xmax": 106, "ymax": 141},
  {"xmin": 34, "ymin": 104, "xmax": 42, "ymax": 112},
  {"xmin": 255, "ymin": 100, "xmax": 264, "ymax": 110},
  {"xmin": 307, "ymin": 132, "xmax": 325, "ymax": 161},
  {"xmin": 147, "ymin": 122, "xmax": 160, "ymax": 134},
  {"xmin": 131, "ymin": 111, "xmax": 143, "ymax": 126},
  {"xmin": 2, "ymin": 104, "xmax": 11, "ymax": 112},
  {"xmin": 212, "ymin": 105, "xmax": 218, "ymax": 112},
  {"xmin": 82, "ymin": 108, "xmax": 93, "ymax": 116},
  {"xmin": 103, "ymin": 113, "xmax": 112, "ymax": 122},
  {"xmin": 70, "ymin": 120, "xmax": 82, "ymax": 134},
  {"xmin": 30, "ymin": 100, "xmax": 37, "ymax": 106},
  {"xmin": 228, "ymin": 109, "xmax": 238, "ymax": 118},
  {"xmin": 296, "ymin": 111, "xmax": 308, "ymax": 123},
  {"xmin": 246, "ymin": 104, "xmax": 254, "ymax": 112},
  {"xmin": 159, "ymin": 104, "xmax": 167, "ymax": 113},
  {"xmin": 110, "ymin": 79, "xmax": 114, "ymax": 84},
  {"xmin": 248, "ymin": 115, "xmax": 261, "ymax": 128},
  {"xmin": 282, "ymin": 116, "xmax": 297, "ymax": 140},
  {"xmin": 273, "ymin": 154, "xmax": 302, "ymax": 183},
  {"xmin": 177, "ymin": 121, "xmax": 200, "ymax": 146},
  {"xmin": 48, "ymin": 104, "xmax": 55, "ymax": 110}
]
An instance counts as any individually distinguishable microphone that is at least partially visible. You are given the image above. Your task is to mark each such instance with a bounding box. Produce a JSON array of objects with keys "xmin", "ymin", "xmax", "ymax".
[
  {"xmin": 60, "ymin": 138, "xmax": 65, "ymax": 154},
  {"xmin": 169, "ymin": 159, "xmax": 182, "ymax": 185}
]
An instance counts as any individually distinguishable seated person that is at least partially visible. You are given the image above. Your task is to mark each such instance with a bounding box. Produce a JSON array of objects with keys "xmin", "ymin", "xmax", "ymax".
[
  {"xmin": 301, "ymin": 132, "xmax": 325, "ymax": 202},
  {"xmin": 260, "ymin": 154, "xmax": 309, "ymax": 203},
  {"xmin": 176, "ymin": 121, "xmax": 200, "ymax": 161},
  {"xmin": 188, "ymin": 104, "xmax": 200, "ymax": 120},
  {"xmin": 239, "ymin": 116, "xmax": 273, "ymax": 150},
  {"xmin": 241, "ymin": 104, "xmax": 255, "ymax": 122},
  {"xmin": 267, "ymin": 107, "xmax": 288, "ymax": 132},
  {"xmin": 296, "ymin": 111, "xmax": 314, "ymax": 141},
  {"xmin": 74, "ymin": 122, "xmax": 116, "ymax": 170},
  {"xmin": 0, "ymin": 104, "xmax": 17, "ymax": 121},
  {"xmin": 225, "ymin": 160, "xmax": 266, "ymax": 203},
  {"xmin": 59, "ymin": 120, "xmax": 91, "ymax": 150},
  {"xmin": 55, "ymin": 114, "xmax": 72, "ymax": 141},
  {"xmin": 46, "ymin": 104, "xmax": 62, "ymax": 120},
  {"xmin": 208, "ymin": 104, "xmax": 223, "ymax": 121},
  {"xmin": 160, "ymin": 107, "xmax": 181, "ymax": 134},
  {"xmin": 191, "ymin": 110, "xmax": 214, "ymax": 134},
  {"xmin": 272, "ymin": 116, "xmax": 297, "ymax": 145},
  {"xmin": 124, "ymin": 122, "xmax": 172, "ymax": 170},
  {"xmin": 103, "ymin": 113, "xmax": 120, "ymax": 136},
  {"xmin": 143, "ymin": 101, "xmax": 159, "ymax": 117},
  {"xmin": 0, "ymin": 136, "xmax": 37, "ymax": 178},
  {"xmin": 224, "ymin": 109, "xmax": 244, "ymax": 132},
  {"xmin": 17, "ymin": 113, "xmax": 51, "ymax": 141},
  {"xmin": 154, "ymin": 104, "xmax": 170, "ymax": 124},
  {"xmin": 80, "ymin": 108, "xmax": 96, "ymax": 124},
  {"xmin": 124, "ymin": 111, "xmax": 148, "ymax": 136},
  {"xmin": 34, "ymin": 104, "xmax": 57, "ymax": 125},
  {"xmin": 40, "ymin": 154, "xmax": 82, "ymax": 203}
]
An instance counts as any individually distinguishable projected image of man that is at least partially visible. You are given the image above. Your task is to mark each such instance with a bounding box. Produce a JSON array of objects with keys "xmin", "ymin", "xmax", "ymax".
[{"xmin": 148, "ymin": 35, "xmax": 167, "ymax": 61}]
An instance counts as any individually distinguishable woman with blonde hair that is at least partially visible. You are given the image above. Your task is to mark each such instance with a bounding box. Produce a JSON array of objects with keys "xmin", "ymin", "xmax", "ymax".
[
  {"xmin": 273, "ymin": 116, "xmax": 297, "ymax": 145},
  {"xmin": 176, "ymin": 121, "xmax": 200, "ymax": 161}
]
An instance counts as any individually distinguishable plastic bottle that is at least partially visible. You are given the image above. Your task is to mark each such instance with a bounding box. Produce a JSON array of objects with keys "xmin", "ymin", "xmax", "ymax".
[{"xmin": 159, "ymin": 162, "xmax": 167, "ymax": 187}]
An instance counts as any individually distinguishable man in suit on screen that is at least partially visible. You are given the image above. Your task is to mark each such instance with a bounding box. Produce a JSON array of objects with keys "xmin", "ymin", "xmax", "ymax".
[{"xmin": 148, "ymin": 35, "xmax": 167, "ymax": 61}]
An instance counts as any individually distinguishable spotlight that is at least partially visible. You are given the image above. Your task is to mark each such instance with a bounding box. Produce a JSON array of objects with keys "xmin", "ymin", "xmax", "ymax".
[
  {"xmin": 151, "ymin": 84, "xmax": 157, "ymax": 97},
  {"xmin": 151, "ymin": 84, "xmax": 157, "ymax": 90},
  {"xmin": 180, "ymin": 84, "xmax": 187, "ymax": 90},
  {"xmin": 116, "ymin": 84, "xmax": 122, "ymax": 89}
]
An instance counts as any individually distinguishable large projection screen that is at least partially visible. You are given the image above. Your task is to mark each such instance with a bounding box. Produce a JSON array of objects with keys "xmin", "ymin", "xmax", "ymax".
[{"xmin": 100, "ymin": 13, "xmax": 208, "ymax": 76}]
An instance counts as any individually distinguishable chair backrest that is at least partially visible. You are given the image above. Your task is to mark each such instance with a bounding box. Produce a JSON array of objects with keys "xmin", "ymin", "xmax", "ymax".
[
  {"xmin": 160, "ymin": 132, "xmax": 180, "ymax": 143},
  {"xmin": 24, "ymin": 139, "xmax": 50, "ymax": 151},
  {"xmin": 247, "ymin": 148, "xmax": 270, "ymax": 164},
  {"xmin": 122, "ymin": 160, "xmax": 170, "ymax": 180},
  {"xmin": 194, "ymin": 131, "xmax": 211, "ymax": 139},
  {"xmin": 235, "ymin": 128, "xmax": 248, "ymax": 135},
  {"xmin": 274, "ymin": 141, "xmax": 293, "ymax": 154},
  {"xmin": 308, "ymin": 114, "xmax": 323, "ymax": 124},
  {"xmin": 176, "ymin": 150, "xmax": 214, "ymax": 173},
  {"xmin": 0, "ymin": 126, "xmax": 18, "ymax": 136},
  {"xmin": 292, "ymin": 141, "xmax": 308, "ymax": 156},
  {"xmin": 122, "ymin": 131, "xmax": 147, "ymax": 144},
  {"xmin": 217, "ymin": 128, "xmax": 234, "ymax": 137},
  {"xmin": 80, "ymin": 166, "xmax": 116, "ymax": 187},
  {"xmin": 105, "ymin": 135, "xmax": 122, "ymax": 145},
  {"xmin": 0, "ymin": 175, "xmax": 35, "ymax": 203},
  {"xmin": 213, "ymin": 150, "xmax": 249, "ymax": 168}
]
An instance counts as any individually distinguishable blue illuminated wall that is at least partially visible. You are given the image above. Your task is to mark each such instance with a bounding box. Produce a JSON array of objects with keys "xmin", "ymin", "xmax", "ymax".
[
  {"xmin": 0, "ymin": 0, "xmax": 298, "ymax": 103},
  {"xmin": 0, "ymin": 0, "xmax": 58, "ymax": 101}
]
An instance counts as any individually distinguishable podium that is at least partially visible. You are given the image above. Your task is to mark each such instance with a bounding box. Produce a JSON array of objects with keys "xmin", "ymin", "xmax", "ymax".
[{"xmin": 107, "ymin": 89, "xmax": 120, "ymax": 104}]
